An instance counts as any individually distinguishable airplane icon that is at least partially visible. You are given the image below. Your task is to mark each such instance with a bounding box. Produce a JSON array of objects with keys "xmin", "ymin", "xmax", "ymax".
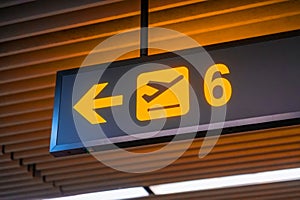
[
  {"xmin": 136, "ymin": 66, "xmax": 190, "ymax": 121},
  {"xmin": 142, "ymin": 75, "xmax": 184, "ymax": 103}
]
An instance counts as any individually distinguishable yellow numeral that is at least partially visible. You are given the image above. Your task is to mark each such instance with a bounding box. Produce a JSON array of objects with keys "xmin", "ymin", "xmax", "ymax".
[{"xmin": 204, "ymin": 64, "xmax": 232, "ymax": 107}]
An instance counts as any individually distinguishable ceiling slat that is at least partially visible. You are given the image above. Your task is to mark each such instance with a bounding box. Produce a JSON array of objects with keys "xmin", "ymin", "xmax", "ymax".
[
  {"xmin": 0, "ymin": 0, "xmax": 35, "ymax": 9},
  {"xmin": 0, "ymin": 172, "xmax": 33, "ymax": 183},
  {"xmin": 0, "ymin": 98, "xmax": 53, "ymax": 118},
  {"xmin": 13, "ymin": 147, "xmax": 50, "ymax": 159},
  {"xmin": 1, "ymin": 188, "xmax": 61, "ymax": 200},
  {"xmin": 0, "ymin": 182, "xmax": 54, "ymax": 196},
  {"xmin": 0, "ymin": 110, "xmax": 52, "ymax": 128},
  {"xmin": 4, "ymin": 139, "xmax": 50, "ymax": 152},
  {"xmin": 0, "ymin": 88, "xmax": 54, "ymax": 106},
  {"xmin": 0, "ymin": 130, "xmax": 49, "ymax": 145},
  {"xmin": 0, "ymin": 75, "xmax": 55, "ymax": 96},
  {"xmin": 0, "ymin": 160, "xmax": 20, "ymax": 170},
  {"xmin": 0, "ymin": 165, "xmax": 29, "ymax": 177},
  {"xmin": 0, "ymin": 120, "xmax": 51, "ymax": 137},
  {"xmin": 0, "ymin": 153, "xmax": 11, "ymax": 162},
  {"xmin": 0, "ymin": 177, "xmax": 42, "ymax": 190}
]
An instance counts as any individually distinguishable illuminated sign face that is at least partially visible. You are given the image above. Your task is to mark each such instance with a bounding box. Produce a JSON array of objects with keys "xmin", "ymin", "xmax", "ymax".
[{"xmin": 50, "ymin": 34, "xmax": 300, "ymax": 156}]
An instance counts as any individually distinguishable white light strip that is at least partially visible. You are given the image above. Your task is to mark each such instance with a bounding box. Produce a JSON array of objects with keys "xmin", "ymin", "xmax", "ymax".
[
  {"xmin": 44, "ymin": 187, "xmax": 149, "ymax": 200},
  {"xmin": 150, "ymin": 168, "xmax": 300, "ymax": 195}
]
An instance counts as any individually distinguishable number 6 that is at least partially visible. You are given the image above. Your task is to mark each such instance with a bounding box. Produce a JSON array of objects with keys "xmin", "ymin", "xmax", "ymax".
[{"xmin": 204, "ymin": 64, "xmax": 232, "ymax": 107}]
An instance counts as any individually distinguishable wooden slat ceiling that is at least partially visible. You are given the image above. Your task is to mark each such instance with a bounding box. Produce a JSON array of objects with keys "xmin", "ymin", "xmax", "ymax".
[{"xmin": 0, "ymin": 0, "xmax": 300, "ymax": 199}]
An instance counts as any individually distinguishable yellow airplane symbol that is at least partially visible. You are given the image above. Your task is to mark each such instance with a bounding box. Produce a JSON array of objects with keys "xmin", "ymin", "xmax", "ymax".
[{"xmin": 73, "ymin": 83, "xmax": 123, "ymax": 124}]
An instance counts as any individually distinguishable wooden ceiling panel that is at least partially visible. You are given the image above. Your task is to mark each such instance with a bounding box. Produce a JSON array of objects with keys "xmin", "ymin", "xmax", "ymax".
[
  {"xmin": 0, "ymin": 166, "xmax": 29, "ymax": 177},
  {"xmin": 0, "ymin": 110, "xmax": 52, "ymax": 128},
  {"xmin": 0, "ymin": 120, "xmax": 51, "ymax": 138},
  {"xmin": 4, "ymin": 138, "xmax": 50, "ymax": 153}
]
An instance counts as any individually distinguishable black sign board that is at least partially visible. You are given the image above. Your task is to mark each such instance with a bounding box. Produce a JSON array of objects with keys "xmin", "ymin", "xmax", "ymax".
[{"xmin": 50, "ymin": 32, "xmax": 300, "ymax": 156}]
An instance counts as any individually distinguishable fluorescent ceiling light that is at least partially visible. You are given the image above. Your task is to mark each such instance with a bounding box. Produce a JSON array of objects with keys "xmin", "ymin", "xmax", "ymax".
[
  {"xmin": 44, "ymin": 187, "xmax": 149, "ymax": 200},
  {"xmin": 150, "ymin": 168, "xmax": 300, "ymax": 195}
]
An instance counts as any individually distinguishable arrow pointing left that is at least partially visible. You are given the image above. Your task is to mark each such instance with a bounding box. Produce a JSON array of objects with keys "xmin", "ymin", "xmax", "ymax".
[{"xmin": 73, "ymin": 83, "xmax": 123, "ymax": 124}]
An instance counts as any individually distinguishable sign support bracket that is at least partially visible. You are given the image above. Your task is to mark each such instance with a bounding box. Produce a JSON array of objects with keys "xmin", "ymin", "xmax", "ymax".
[{"xmin": 140, "ymin": 0, "xmax": 148, "ymax": 57}]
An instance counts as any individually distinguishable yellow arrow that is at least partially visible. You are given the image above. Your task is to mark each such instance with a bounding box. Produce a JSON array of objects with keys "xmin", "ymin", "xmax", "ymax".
[{"xmin": 73, "ymin": 83, "xmax": 123, "ymax": 124}]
